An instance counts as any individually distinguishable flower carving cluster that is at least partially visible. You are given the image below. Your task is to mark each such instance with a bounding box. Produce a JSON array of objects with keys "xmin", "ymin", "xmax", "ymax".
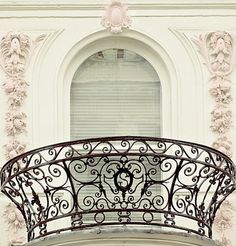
[
  {"xmin": 0, "ymin": 32, "xmax": 32, "ymax": 160},
  {"xmin": 3, "ymin": 203, "xmax": 25, "ymax": 233},
  {"xmin": 3, "ymin": 203, "xmax": 26, "ymax": 246},
  {"xmin": 4, "ymin": 139, "xmax": 26, "ymax": 160},
  {"xmin": 214, "ymin": 200, "xmax": 235, "ymax": 246},
  {"xmin": 101, "ymin": 0, "xmax": 131, "ymax": 34},
  {"xmin": 210, "ymin": 108, "xmax": 232, "ymax": 134},
  {"xmin": 194, "ymin": 31, "xmax": 234, "ymax": 157},
  {"xmin": 1, "ymin": 32, "xmax": 45, "ymax": 161}
]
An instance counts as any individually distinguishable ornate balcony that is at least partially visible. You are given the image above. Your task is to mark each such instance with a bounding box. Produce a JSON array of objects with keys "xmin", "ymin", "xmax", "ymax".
[{"xmin": 1, "ymin": 136, "xmax": 235, "ymax": 243}]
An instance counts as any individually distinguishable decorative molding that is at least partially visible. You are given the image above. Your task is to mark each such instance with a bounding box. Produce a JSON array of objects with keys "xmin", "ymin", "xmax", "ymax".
[
  {"xmin": 193, "ymin": 31, "xmax": 234, "ymax": 158},
  {"xmin": 1, "ymin": 32, "xmax": 31, "ymax": 75},
  {"xmin": 2, "ymin": 1, "xmax": 236, "ymax": 11},
  {"xmin": 0, "ymin": 31, "xmax": 46, "ymax": 161},
  {"xmin": 214, "ymin": 200, "xmax": 235, "ymax": 246},
  {"xmin": 101, "ymin": 0, "xmax": 131, "ymax": 34},
  {"xmin": 5, "ymin": 110, "xmax": 27, "ymax": 136},
  {"xmin": 3, "ymin": 139, "xmax": 26, "ymax": 160},
  {"xmin": 3, "ymin": 203, "xmax": 25, "ymax": 246},
  {"xmin": 3, "ymin": 203, "xmax": 25, "ymax": 233}
]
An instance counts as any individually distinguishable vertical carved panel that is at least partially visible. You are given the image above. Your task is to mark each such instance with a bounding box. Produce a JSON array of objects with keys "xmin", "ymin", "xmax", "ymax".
[
  {"xmin": 193, "ymin": 31, "xmax": 234, "ymax": 156},
  {"xmin": 1, "ymin": 32, "xmax": 45, "ymax": 160},
  {"xmin": 193, "ymin": 31, "xmax": 235, "ymax": 245},
  {"xmin": 101, "ymin": 0, "xmax": 131, "ymax": 33},
  {"xmin": 0, "ymin": 31, "xmax": 46, "ymax": 245}
]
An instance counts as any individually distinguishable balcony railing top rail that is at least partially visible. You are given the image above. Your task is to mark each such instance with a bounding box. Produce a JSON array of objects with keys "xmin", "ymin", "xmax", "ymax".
[{"xmin": 1, "ymin": 136, "xmax": 235, "ymax": 242}]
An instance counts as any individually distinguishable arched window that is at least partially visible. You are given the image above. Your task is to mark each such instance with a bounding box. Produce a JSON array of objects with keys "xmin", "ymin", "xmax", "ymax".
[{"xmin": 70, "ymin": 48, "xmax": 161, "ymax": 139}]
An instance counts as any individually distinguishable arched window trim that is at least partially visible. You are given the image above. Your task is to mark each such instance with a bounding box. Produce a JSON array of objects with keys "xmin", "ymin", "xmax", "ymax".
[{"xmin": 56, "ymin": 30, "xmax": 179, "ymax": 142}]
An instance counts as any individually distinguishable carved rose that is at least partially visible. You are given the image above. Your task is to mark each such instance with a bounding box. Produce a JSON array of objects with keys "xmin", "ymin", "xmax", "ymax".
[
  {"xmin": 101, "ymin": 0, "xmax": 131, "ymax": 33},
  {"xmin": 214, "ymin": 200, "xmax": 235, "ymax": 246},
  {"xmin": 2, "ymin": 78, "xmax": 16, "ymax": 93},
  {"xmin": 3, "ymin": 203, "xmax": 26, "ymax": 246},
  {"xmin": 4, "ymin": 139, "xmax": 26, "ymax": 159},
  {"xmin": 3, "ymin": 203, "xmax": 25, "ymax": 233},
  {"xmin": 3, "ymin": 78, "xmax": 27, "ymax": 106},
  {"xmin": 5, "ymin": 110, "xmax": 26, "ymax": 136},
  {"xmin": 210, "ymin": 107, "xmax": 232, "ymax": 134},
  {"xmin": 215, "ymin": 200, "xmax": 234, "ymax": 231},
  {"xmin": 210, "ymin": 87, "xmax": 232, "ymax": 104},
  {"xmin": 212, "ymin": 137, "xmax": 232, "ymax": 157}
]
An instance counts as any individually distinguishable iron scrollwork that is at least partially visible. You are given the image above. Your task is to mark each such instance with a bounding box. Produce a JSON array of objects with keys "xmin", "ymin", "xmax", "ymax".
[{"xmin": 0, "ymin": 136, "xmax": 235, "ymax": 241}]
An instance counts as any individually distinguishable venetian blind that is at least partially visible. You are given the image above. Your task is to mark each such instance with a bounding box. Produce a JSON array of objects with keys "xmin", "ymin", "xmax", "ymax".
[{"xmin": 70, "ymin": 49, "xmax": 161, "ymax": 139}]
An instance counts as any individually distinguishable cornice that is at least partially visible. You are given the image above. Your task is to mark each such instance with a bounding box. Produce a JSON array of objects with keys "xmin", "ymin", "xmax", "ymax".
[{"xmin": 1, "ymin": 1, "xmax": 236, "ymax": 11}]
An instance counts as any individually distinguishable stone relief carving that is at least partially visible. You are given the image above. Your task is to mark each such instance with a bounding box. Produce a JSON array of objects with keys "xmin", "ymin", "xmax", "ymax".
[
  {"xmin": 0, "ymin": 31, "xmax": 45, "ymax": 160},
  {"xmin": 0, "ymin": 31, "xmax": 46, "ymax": 246},
  {"xmin": 3, "ymin": 78, "xmax": 27, "ymax": 106},
  {"xmin": 101, "ymin": 0, "xmax": 131, "ymax": 33},
  {"xmin": 214, "ymin": 200, "xmax": 235, "ymax": 246},
  {"xmin": 3, "ymin": 203, "xmax": 25, "ymax": 233},
  {"xmin": 193, "ymin": 31, "xmax": 234, "ymax": 157},
  {"xmin": 1, "ymin": 32, "xmax": 31, "ymax": 75},
  {"xmin": 193, "ymin": 31, "xmax": 235, "ymax": 246},
  {"xmin": 3, "ymin": 139, "xmax": 26, "ymax": 160},
  {"xmin": 5, "ymin": 110, "xmax": 27, "ymax": 136},
  {"xmin": 212, "ymin": 136, "xmax": 232, "ymax": 158},
  {"xmin": 3, "ymin": 203, "xmax": 26, "ymax": 246},
  {"xmin": 210, "ymin": 107, "xmax": 232, "ymax": 134}
]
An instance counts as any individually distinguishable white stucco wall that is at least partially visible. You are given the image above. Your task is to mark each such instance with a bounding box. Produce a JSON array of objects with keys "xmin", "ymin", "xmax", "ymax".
[{"xmin": 0, "ymin": 1, "xmax": 235, "ymax": 246}]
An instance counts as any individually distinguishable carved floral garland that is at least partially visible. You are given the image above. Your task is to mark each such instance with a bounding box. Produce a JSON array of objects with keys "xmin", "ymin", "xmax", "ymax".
[
  {"xmin": 3, "ymin": 203, "xmax": 25, "ymax": 246},
  {"xmin": 0, "ymin": 31, "xmax": 45, "ymax": 245},
  {"xmin": 214, "ymin": 200, "xmax": 235, "ymax": 246},
  {"xmin": 194, "ymin": 31, "xmax": 234, "ymax": 157},
  {"xmin": 101, "ymin": 0, "xmax": 131, "ymax": 33},
  {"xmin": 193, "ymin": 31, "xmax": 235, "ymax": 246}
]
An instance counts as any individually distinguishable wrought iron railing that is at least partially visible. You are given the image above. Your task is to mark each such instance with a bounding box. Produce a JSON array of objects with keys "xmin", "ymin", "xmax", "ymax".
[{"xmin": 1, "ymin": 136, "xmax": 235, "ymax": 241}]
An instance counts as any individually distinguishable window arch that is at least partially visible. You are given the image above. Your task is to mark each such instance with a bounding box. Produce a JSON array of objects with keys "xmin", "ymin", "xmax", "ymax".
[
  {"xmin": 70, "ymin": 48, "xmax": 161, "ymax": 140},
  {"xmin": 56, "ymin": 31, "xmax": 176, "ymax": 141}
]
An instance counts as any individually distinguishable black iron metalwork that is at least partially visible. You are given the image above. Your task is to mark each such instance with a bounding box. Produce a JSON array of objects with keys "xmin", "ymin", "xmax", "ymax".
[{"xmin": 1, "ymin": 136, "xmax": 235, "ymax": 241}]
